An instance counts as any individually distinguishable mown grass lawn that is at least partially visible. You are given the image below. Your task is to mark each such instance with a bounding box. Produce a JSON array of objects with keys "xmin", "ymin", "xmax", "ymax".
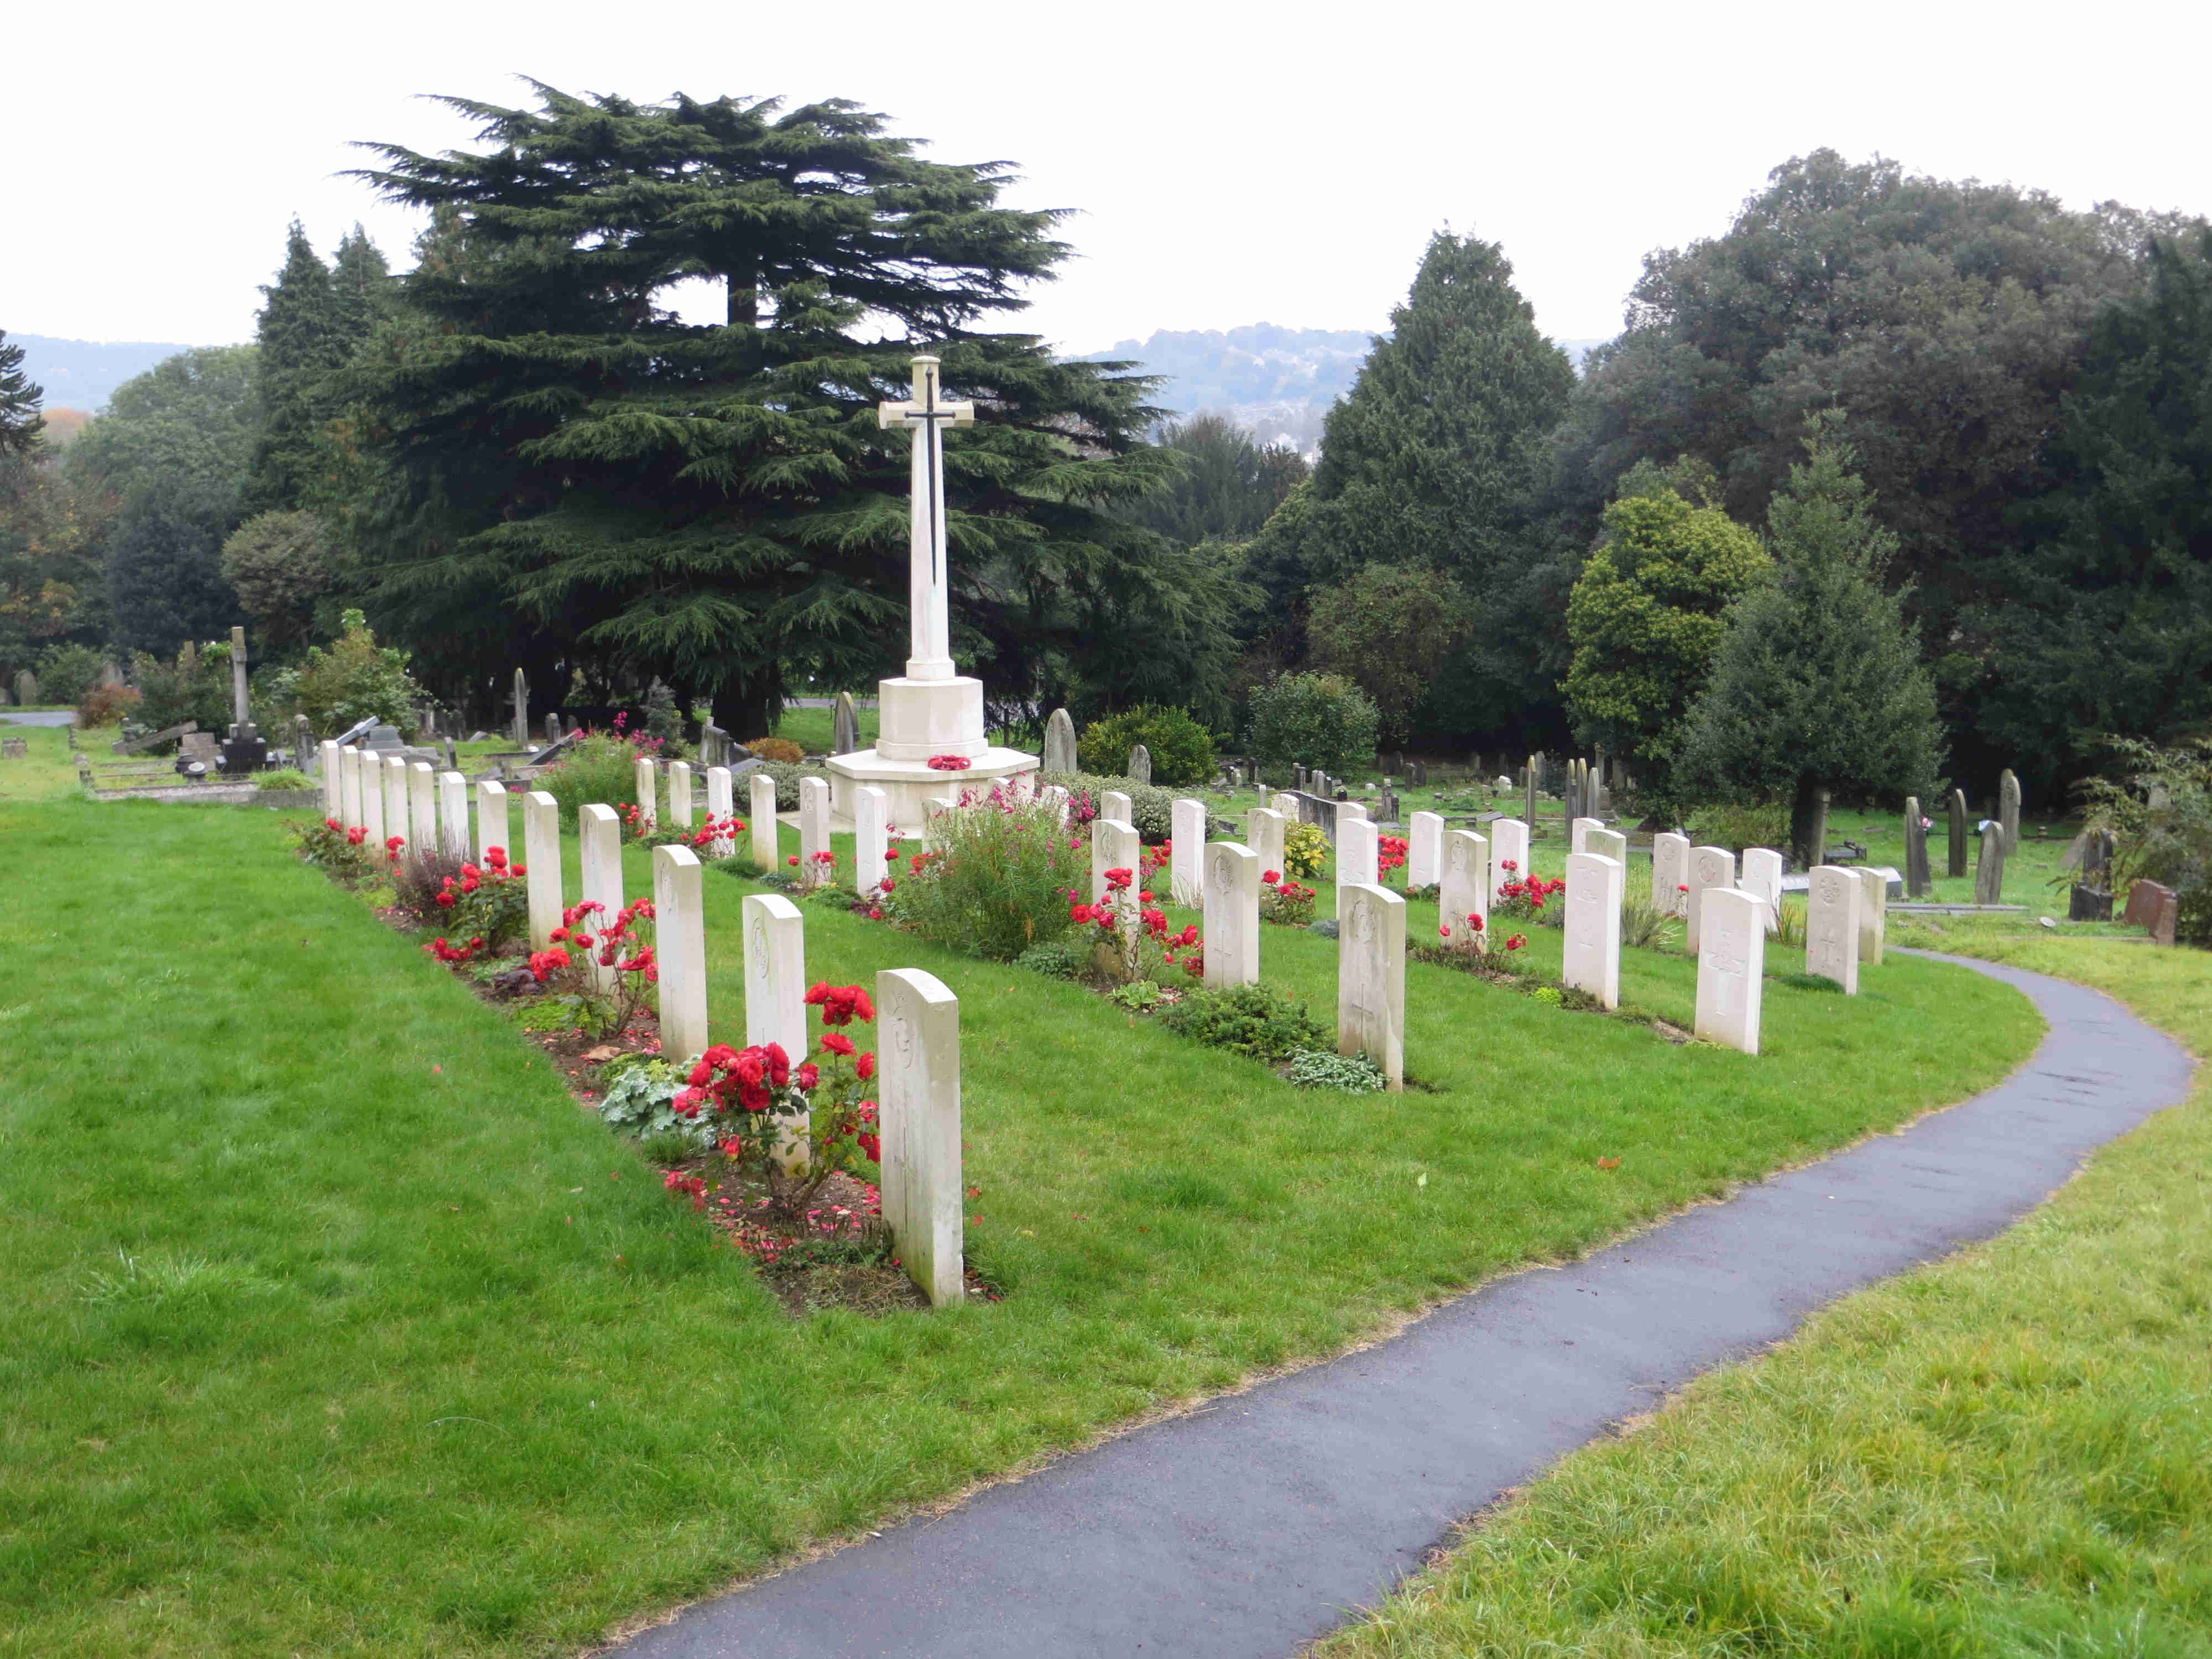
[
  {"xmin": 1314, "ymin": 919, "xmax": 2212, "ymax": 1658},
  {"xmin": 0, "ymin": 731, "xmax": 2042, "ymax": 1656}
]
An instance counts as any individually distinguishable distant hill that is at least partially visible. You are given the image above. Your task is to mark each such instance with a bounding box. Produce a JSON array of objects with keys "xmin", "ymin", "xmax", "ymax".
[
  {"xmin": 1077, "ymin": 325, "xmax": 1612, "ymax": 452},
  {"xmin": 9, "ymin": 334, "xmax": 206, "ymax": 412}
]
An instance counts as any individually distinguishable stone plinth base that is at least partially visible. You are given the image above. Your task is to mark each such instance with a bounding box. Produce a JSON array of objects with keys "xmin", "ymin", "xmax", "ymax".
[{"xmin": 826, "ymin": 747, "xmax": 1039, "ymax": 838}]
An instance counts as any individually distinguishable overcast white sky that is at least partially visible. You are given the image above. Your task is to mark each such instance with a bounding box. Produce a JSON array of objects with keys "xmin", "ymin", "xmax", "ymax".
[{"xmin": 9, "ymin": 0, "xmax": 2206, "ymax": 354}]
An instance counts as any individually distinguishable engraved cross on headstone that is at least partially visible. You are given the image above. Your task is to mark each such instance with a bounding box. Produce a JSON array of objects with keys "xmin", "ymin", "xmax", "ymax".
[{"xmin": 878, "ymin": 354, "xmax": 974, "ymax": 684}]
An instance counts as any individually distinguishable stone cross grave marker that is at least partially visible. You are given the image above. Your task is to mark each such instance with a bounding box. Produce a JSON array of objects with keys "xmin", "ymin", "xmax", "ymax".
[
  {"xmin": 1694, "ymin": 887, "xmax": 1765, "ymax": 1055},
  {"xmin": 1128, "ymin": 743, "xmax": 1152, "ymax": 784},
  {"xmin": 476, "ymin": 779, "xmax": 509, "ymax": 865},
  {"xmin": 1806, "ymin": 864, "xmax": 1861, "ymax": 993},
  {"xmin": 1948, "ymin": 789, "xmax": 1969, "ymax": 879},
  {"xmin": 1999, "ymin": 768, "xmax": 2022, "ymax": 853},
  {"xmin": 524, "ymin": 791, "xmax": 562, "ymax": 948},
  {"xmin": 1489, "ymin": 817, "xmax": 1530, "ymax": 907},
  {"xmin": 854, "ymin": 785, "xmax": 891, "ymax": 893},
  {"xmin": 1651, "ymin": 831, "xmax": 1688, "ymax": 913},
  {"xmin": 1338, "ymin": 816, "xmax": 1379, "ymax": 890},
  {"xmin": 228, "ymin": 625, "xmax": 250, "ymax": 733},
  {"xmin": 1571, "ymin": 816, "xmax": 1602, "ymax": 855},
  {"xmin": 1905, "ymin": 795, "xmax": 1932, "ymax": 896},
  {"xmin": 1171, "ymin": 799, "xmax": 1206, "ymax": 907},
  {"xmin": 878, "ymin": 966, "xmax": 964, "ymax": 1307},
  {"xmin": 799, "ymin": 775, "xmax": 832, "ymax": 878},
  {"xmin": 668, "ymin": 761, "xmax": 694, "ymax": 830},
  {"xmin": 706, "ymin": 765, "xmax": 734, "ymax": 858},
  {"xmin": 1408, "ymin": 810, "xmax": 1443, "ymax": 888},
  {"xmin": 1684, "ymin": 845, "xmax": 1735, "ymax": 953},
  {"xmin": 654, "ymin": 846, "xmax": 709, "ymax": 1062},
  {"xmin": 580, "ymin": 805, "xmax": 624, "ymax": 992},
  {"xmin": 1101, "ymin": 789, "xmax": 1133, "ymax": 825},
  {"xmin": 1092, "ymin": 816, "xmax": 1140, "ymax": 928},
  {"xmin": 1338, "ymin": 883, "xmax": 1406, "ymax": 1091},
  {"xmin": 1585, "ymin": 827, "xmax": 1627, "ymax": 865},
  {"xmin": 749, "ymin": 773, "xmax": 779, "ymax": 872},
  {"xmin": 1203, "ymin": 841, "xmax": 1261, "ymax": 988},
  {"xmin": 877, "ymin": 354, "xmax": 974, "ymax": 683},
  {"xmin": 1246, "ymin": 805, "xmax": 1286, "ymax": 877},
  {"xmin": 439, "ymin": 770, "xmax": 469, "ymax": 859},
  {"xmin": 1042, "ymin": 707, "xmax": 1077, "ymax": 774},
  {"xmin": 1858, "ymin": 865, "xmax": 1888, "ymax": 966},
  {"xmin": 1442, "ymin": 828, "xmax": 1489, "ymax": 938},
  {"xmin": 1563, "ymin": 851, "xmax": 1624, "ymax": 1010},
  {"xmin": 1974, "ymin": 821, "xmax": 2006, "ymax": 905},
  {"xmin": 633, "ymin": 757, "xmax": 658, "ymax": 832},
  {"xmin": 1741, "ymin": 847, "xmax": 1785, "ymax": 934},
  {"xmin": 408, "ymin": 761, "xmax": 437, "ymax": 855},
  {"xmin": 832, "ymin": 691, "xmax": 860, "ymax": 758}
]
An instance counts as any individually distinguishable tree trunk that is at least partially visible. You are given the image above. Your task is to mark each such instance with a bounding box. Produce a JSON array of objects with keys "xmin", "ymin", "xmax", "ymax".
[
  {"xmin": 712, "ymin": 663, "xmax": 783, "ymax": 743},
  {"xmin": 1790, "ymin": 773, "xmax": 1830, "ymax": 872}
]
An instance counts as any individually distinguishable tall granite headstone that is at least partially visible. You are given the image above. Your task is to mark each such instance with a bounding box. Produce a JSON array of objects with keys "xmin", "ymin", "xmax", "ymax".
[
  {"xmin": 1948, "ymin": 789, "xmax": 1969, "ymax": 878},
  {"xmin": 1999, "ymin": 768, "xmax": 2022, "ymax": 853},
  {"xmin": 832, "ymin": 691, "xmax": 860, "ymax": 758},
  {"xmin": 1042, "ymin": 707, "xmax": 1078, "ymax": 774},
  {"xmin": 1904, "ymin": 796, "xmax": 1932, "ymax": 898}
]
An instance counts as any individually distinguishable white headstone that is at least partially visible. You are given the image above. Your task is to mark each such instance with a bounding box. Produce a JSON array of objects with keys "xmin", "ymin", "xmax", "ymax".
[
  {"xmin": 523, "ymin": 790, "xmax": 562, "ymax": 950},
  {"xmin": 338, "ymin": 745, "xmax": 363, "ymax": 829},
  {"xmin": 1694, "ymin": 886, "xmax": 1765, "ymax": 1055},
  {"xmin": 1408, "ymin": 810, "xmax": 1444, "ymax": 888},
  {"xmin": 438, "ymin": 771, "xmax": 469, "ymax": 859},
  {"xmin": 1684, "ymin": 845, "xmax": 1735, "ymax": 953},
  {"xmin": 1806, "ymin": 864, "xmax": 1862, "ymax": 993},
  {"xmin": 1563, "ymin": 852, "xmax": 1624, "ymax": 1010},
  {"xmin": 1337, "ymin": 883, "xmax": 1406, "ymax": 1091},
  {"xmin": 1171, "ymin": 798, "xmax": 1206, "ymax": 907},
  {"xmin": 749, "ymin": 773, "xmax": 779, "ymax": 872},
  {"xmin": 476, "ymin": 779, "xmax": 509, "ymax": 865},
  {"xmin": 358, "ymin": 752, "xmax": 385, "ymax": 846},
  {"xmin": 854, "ymin": 785, "xmax": 891, "ymax": 895},
  {"xmin": 742, "ymin": 890, "xmax": 807, "ymax": 1166},
  {"xmin": 1858, "ymin": 865, "xmax": 1887, "ymax": 967},
  {"xmin": 667, "ymin": 760, "xmax": 694, "ymax": 830},
  {"xmin": 705, "ymin": 765, "xmax": 735, "ymax": 857},
  {"xmin": 579, "ymin": 805, "xmax": 624, "ymax": 991},
  {"xmin": 633, "ymin": 756, "xmax": 658, "ymax": 832},
  {"xmin": 1651, "ymin": 831, "xmax": 1689, "ymax": 914},
  {"xmin": 799, "ymin": 775, "xmax": 832, "ymax": 880},
  {"xmin": 654, "ymin": 845, "xmax": 709, "ymax": 1062},
  {"xmin": 382, "ymin": 757, "xmax": 409, "ymax": 852},
  {"xmin": 1441, "ymin": 829, "xmax": 1489, "ymax": 940},
  {"xmin": 878, "ymin": 965, "xmax": 964, "ymax": 1307},
  {"xmin": 1270, "ymin": 791, "xmax": 1301, "ymax": 823},
  {"xmin": 1101, "ymin": 789, "xmax": 1134, "ymax": 825},
  {"xmin": 1040, "ymin": 784, "xmax": 1070, "ymax": 827},
  {"xmin": 1335, "ymin": 800, "xmax": 1369, "ymax": 827},
  {"xmin": 1337, "ymin": 816, "xmax": 1379, "ymax": 890},
  {"xmin": 1741, "ymin": 848, "xmax": 1786, "ymax": 935},
  {"xmin": 1092, "ymin": 817, "xmax": 1140, "ymax": 926},
  {"xmin": 1489, "ymin": 817, "xmax": 1530, "ymax": 906},
  {"xmin": 319, "ymin": 740, "xmax": 341, "ymax": 816},
  {"xmin": 1585, "ymin": 827, "xmax": 1627, "ymax": 864},
  {"xmin": 408, "ymin": 761, "xmax": 437, "ymax": 857},
  {"xmin": 1202, "ymin": 840, "xmax": 1261, "ymax": 988},
  {"xmin": 923, "ymin": 793, "xmax": 957, "ymax": 851},
  {"xmin": 1571, "ymin": 816, "xmax": 1603, "ymax": 855},
  {"xmin": 1246, "ymin": 806, "xmax": 1286, "ymax": 878}
]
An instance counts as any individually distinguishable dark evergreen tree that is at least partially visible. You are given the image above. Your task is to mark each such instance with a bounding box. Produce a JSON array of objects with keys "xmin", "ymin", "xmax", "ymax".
[
  {"xmin": 329, "ymin": 224, "xmax": 395, "ymax": 342},
  {"xmin": 1980, "ymin": 228, "xmax": 2212, "ymax": 798},
  {"xmin": 0, "ymin": 331, "xmax": 44, "ymax": 456},
  {"xmin": 1116, "ymin": 415, "xmax": 1306, "ymax": 547},
  {"xmin": 1680, "ymin": 419, "xmax": 1943, "ymax": 868},
  {"xmin": 247, "ymin": 222, "xmax": 342, "ymax": 513},
  {"xmin": 347, "ymin": 86, "xmax": 1206, "ymax": 737}
]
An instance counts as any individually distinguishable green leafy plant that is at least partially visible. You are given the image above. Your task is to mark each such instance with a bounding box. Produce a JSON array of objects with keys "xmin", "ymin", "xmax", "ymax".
[
  {"xmin": 893, "ymin": 785, "xmax": 1091, "ymax": 960},
  {"xmin": 1260, "ymin": 868, "xmax": 1319, "ymax": 926},
  {"xmin": 2080, "ymin": 736, "xmax": 2212, "ymax": 945},
  {"xmin": 281, "ymin": 609, "xmax": 426, "ymax": 736},
  {"xmin": 1619, "ymin": 889, "xmax": 1681, "ymax": 951},
  {"xmin": 1077, "ymin": 705, "xmax": 1215, "ymax": 786},
  {"xmin": 1248, "ymin": 671, "xmax": 1379, "ymax": 781},
  {"xmin": 286, "ymin": 813, "xmax": 376, "ymax": 886},
  {"xmin": 536, "ymin": 731, "xmax": 662, "ymax": 826},
  {"xmin": 596, "ymin": 1058, "xmax": 718, "ymax": 1148},
  {"xmin": 758, "ymin": 759, "xmax": 833, "ymax": 811},
  {"xmin": 1013, "ymin": 938, "xmax": 1084, "ymax": 979},
  {"xmin": 33, "ymin": 643, "xmax": 105, "ymax": 707},
  {"xmin": 1532, "ymin": 985, "xmax": 1564, "ymax": 1006},
  {"xmin": 1160, "ymin": 982, "xmax": 1326, "ymax": 1061},
  {"xmin": 1286, "ymin": 1047, "xmax": 1388, "ymax": 1092},
  {"xmin": 1687, "ymin": 802, "xmax": 1790, "ymax": 854},
  {"xmin": 253, "ymin": 768, "xmax": 311, "ymax": 791},
  {"xmin": 75, "ymin": 684, "xmax": 141, "ymax": 728},
  {"xmin": 1036, "ymin": 770, "xmax": 1177, "ymax": 841},
  {"xmin": 1281, "ymin": 821, "xmax": 1329, "ymax": 879},
  {"xmin": 1108, "ymin": 979, "xmax": 1166, "ymax": 1012}
]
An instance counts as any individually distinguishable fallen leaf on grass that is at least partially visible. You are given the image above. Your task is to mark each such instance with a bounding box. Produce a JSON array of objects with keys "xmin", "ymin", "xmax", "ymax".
[
  {"xmin": 582, "ymin": 1044, "xmax": 620, "ymax": 1063},
  {"xmin": 1597, "ymin": 1156, "xmax": 1621, "ymax": 1171}
]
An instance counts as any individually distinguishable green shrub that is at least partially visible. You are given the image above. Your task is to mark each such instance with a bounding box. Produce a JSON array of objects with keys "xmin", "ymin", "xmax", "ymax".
[
  {"xmin": 536, "ymin": 733, "xmax": 653, "ymax": 826},
  {"xmin": 1286, "ymin": 1047, "xmax": 1388, "ymax": 1092},
  {"xmin": 1619, "ymin": 889, "xmax": 1681, "ymax": 951},
  {"xmin": 1159, "ymin": 982, "xmax": 1326, "ymax": 1061},
  {"xmin": 34, "ymin": 644, "xmax": 105, "ymax": 707},
  {"xmin": 253, "ymin": 768, "xmax": 312, "ymax": 791},
  {"xmin": 76, "ymin": 684, "xmax": 141, "ymax": 729},
  {"xmin": 758, "ymin": 759, "xmax": 833, "ymax": 811},
  {"xmin": 1248, "ymin": 671, "xmax": 1379, "ymax": 781},
  {"xmin": 1687, "ymin": 801, "xmax": 1790, "ymax": 854},
  {"xmin": 1281, "ymin": 821, "xmax": 1329, "ymax": 879},
  {"xmin": 1013, "ymin": 938, "xmax": 1084, "ymax": 979},
  {"xmin": 1077, "ymin": 705, "xmax": 1215, "ymax": 787},
  {"xmin": 2081, "ymin": 736, "xmax": 2212, "ymax": 946},
  {"xmin": 1036, "ymin": 770, "xmax": 1176, "ymax": 841},
  {"xmin": 748, "ymin": 737, "xmax": 806, "ymax": 764},
  {"xmin": 279, "ymin": 609, "xmax": 425, "ymax": 737},
  {"xmin": 895, "ymin": 791, "xmax": 1090, "ymax": 960},
  {"xmin": 129, "ymin": 641, "xmax": 231, "ymax": 734},
  {"xmin": 1108, "ymin": 979, "xmax": 1166, "ymax": 1011}
]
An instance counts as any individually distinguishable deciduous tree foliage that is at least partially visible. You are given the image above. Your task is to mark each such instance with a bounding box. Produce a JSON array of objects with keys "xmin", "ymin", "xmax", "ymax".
[
  {"xmin": 1247, "ymin": 670, "xmax": 1380, "ymax": 780},
  {"xmin": 1305, "ymin": 562, "xmax": 1471, "ymax": 747},
  {"xmin": 221, "ymin": 509, "xmax": 341, "ymax": 652},
  {"xmin": 1980, "ymin": 229, "xmax": 2212, "ymax": 798},
  {"xmin": 347, "ymin": 85, "xmax": 1208, "ymax": 738},
  {"xmin": 1564, "ymin": 485, "xmax": 1770, "ymax": 812},
  {"xmin": 1681, "ymin": 422, "xmax": 1942, "ymax": 867}
]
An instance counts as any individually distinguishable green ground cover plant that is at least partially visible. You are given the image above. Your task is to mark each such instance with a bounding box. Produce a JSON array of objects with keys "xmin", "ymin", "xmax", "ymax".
[
  {"xmin": 0, "ymin": 771, "xmax": 2039, "ymax": 1656},
  {"xmin": 1315, "ymin": 919, "xmax": 2212, "ymax": 1659}
]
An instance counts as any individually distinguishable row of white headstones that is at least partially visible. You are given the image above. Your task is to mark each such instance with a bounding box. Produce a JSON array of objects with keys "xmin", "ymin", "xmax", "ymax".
[{"xmin": 318, "ymin": 742, "xmax": 966, "ymax": 1308}]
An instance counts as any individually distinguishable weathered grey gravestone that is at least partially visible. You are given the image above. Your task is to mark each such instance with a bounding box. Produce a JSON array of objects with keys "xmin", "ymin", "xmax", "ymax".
[
  {"xmin": 1, "ymin": 738, "xmax": 25, "ymax": 759},
  {"xmin": 2069, "ymin": 829, "xmax": 2116, "ymax": 921},
  {"xmin": 1411, "ymin": 760, "xmax": 1426, "ymax": 786},
  {"xmin": 1973, "ymin": 821, "xmax": 2006, "ymax": 905},
  {"xmin": 1947, "ymin": 789, "xmax": 1969, "ymax": 878},
  {"xmin": 1903, "ymin": 795, "xmax": 1931, "ymax": 897},
  {"xmin": 832, "ymin": 691, "xmax": 859, "ymax": 758},
  {"xmin": 14, "ymin": 669, "xmax": 38, "ymax": 705},
  {"xmin": 1523, "ymin": 754, "xmax": 1539, "ymax": 828},
  {"xmin": 1999, "ymin": 768, "xmax": 2021, "ymax": 853},
  {"xmin": 1042, "ymin": 707, "xmax": 1077, "ymax": 774},
  {"xmin": 1127, "ymin": 743, "xmax": 1152, "ymax": 784},
  {"xmin": 511, "ymin": 669, "xmax": 529, "ymax": 748},
  {"xmin": 1804, "ymin": 786, "xmax": 1830, "ymax": 871}
]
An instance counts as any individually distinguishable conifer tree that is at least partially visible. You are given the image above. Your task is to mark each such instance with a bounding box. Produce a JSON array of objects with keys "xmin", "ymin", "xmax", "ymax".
[
  {"xmin": 0, "ymin": 331, "xmax": 43, "ymax": 456},
  {"xmin": 328, "ymin": 225, "xmax": 394, "ymax": 342},
  {"xmin": 247, "ymin": 222, "xmax": 341, "ymax": 512},
  {"xmin": 347, "ymin": 85, "xmax": 1198, "ymax": 735},
  {"xmin": 1681, "ymin": 418, "xmax": 1943, "ymax": 866}
]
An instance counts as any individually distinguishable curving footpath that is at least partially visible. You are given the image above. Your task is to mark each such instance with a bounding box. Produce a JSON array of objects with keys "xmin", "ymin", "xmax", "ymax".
[{"xmin": 615, "ymin": 953, "xmax": 2196, "ymax": 1659}]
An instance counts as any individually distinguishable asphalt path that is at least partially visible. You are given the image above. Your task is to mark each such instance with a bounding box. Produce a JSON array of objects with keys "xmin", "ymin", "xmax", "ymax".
[
  {"xmin": 0, "ymin": 710, "xmax": 75, "ymax": 726},
  {"xmin": 615, "ymin": 952, "xmax": 2194, "ymax": 1659}
]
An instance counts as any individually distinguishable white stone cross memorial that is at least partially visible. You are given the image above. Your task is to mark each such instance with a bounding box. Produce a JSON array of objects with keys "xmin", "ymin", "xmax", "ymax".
[
  {"xmin": 1563, "ymin": 851, "xmax": 1624, "ymax": 1009},
  {"xmin": 877, "ymin": 356, "xmax": 974, "ymax": 685},
  {"xmin": 878, "ymin": 966, "xmax": 964, "ymax": 1307},
  {"xmin": 1489, "ymin": 817, "xmax": 1530, "ymax": 907},
  {"xmin": 476, "ymin": 779, "xmax": 509, "ymax": 865},
  {"xmin": 1338, "ymin": 883, "xmax": 1406, "ymax": 1091},
  {"xmin": 1407, "ymin": 810, "xmax": 1444, "ymax": 889},
  {"xmin": 1684, "ymin": 845, "xmax": 1735, "ymax": 954},
  {"xmin": 579, "ymin": 805, "xmax": 624, "ymax": 992},
  {"xmin": 1694, "ymin": 886, "xmax": 1765, "ymax": 1055},
  {"xmin": 523, "ymin": 790, "xmax": 562, "ymax": 950},
  {"xmin": 1203, "ymin": 841, "xmax": 1261, "ymax": 988},
  {"xmin": 654, "ymin": 845, "xmax": 709, "ymax": 1061},
  {"xmin": 1171, "ymin": 799, "xmax": 1206, "ymax": 907},
  {"xmin": 1806, "ymin": 864, "xmax": 1862, "ymax": 993}
]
